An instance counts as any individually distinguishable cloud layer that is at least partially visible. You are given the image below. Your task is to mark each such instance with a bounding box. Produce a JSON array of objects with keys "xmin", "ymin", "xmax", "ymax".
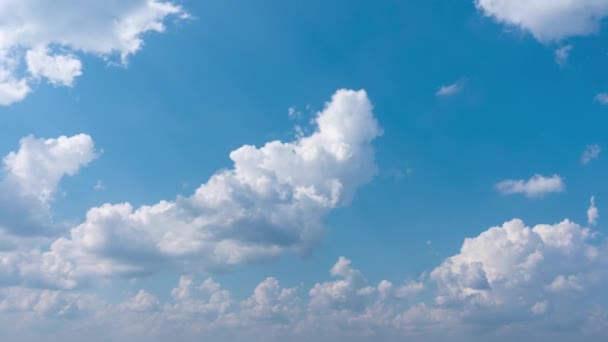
[{"xmin": 2, "ymin": 213, "xmax": 607, "ymax": 342}]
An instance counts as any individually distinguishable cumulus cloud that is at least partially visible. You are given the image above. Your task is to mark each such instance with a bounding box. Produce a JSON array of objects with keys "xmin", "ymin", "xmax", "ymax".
[
  {"xmin": 308, "ymin": 256, "xmax": 372, "ymax": 312},
  {"xmin": 25, "ymin": 48, "xmax": 82, "ymax": 87},
  {"xmin": 496, "ymin": 174, "xmax": 564, "ymax": 198},
  {"xmin": 1, "ymin": 226, "xmax": 608, "ymax": 342},
  {"xmin": 582, "ymin": 144, "xmax": 601, "ymax": 164},
  {"xmin": 0, "ymin": 89, "xmax": 381, "ymax": 288},
  {"xmin": 0, "ymin": 0, "xmax": 186, "ymax": 105},
  {"xmin": 240, "ymin": 277, "xmax": 300, "ymax": 328},
  {"xmin": 588, "ymin": 196, "xmax": 599, "ymax": 226},
  {"xmin": 0, "ymin": 134, "xmax": 97, "ymax": 236},
  {"xmin": 475, "ymin": 0, "xmax": 608, "ymax": 41},
  {"xmin": 430, "ymin": 218, "xmax": 606, "ymax": 327}
]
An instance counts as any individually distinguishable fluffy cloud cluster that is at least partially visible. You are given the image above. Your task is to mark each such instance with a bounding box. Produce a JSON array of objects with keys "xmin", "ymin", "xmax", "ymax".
[
  {"xmin": 475, "ymin": 0, "xmax": 608, "ymax": 41},
  {"xmin": 2, "ymin": 223, "xmax": 607, "ymax": 342},
  {"xmin": 0, "ymin": 0, "xmax": 186, "ymax": 105},
  {"xmin": 0, "ymin": 134, "xmax": 97, "ymax": 237},
  {"xmin": 431, "ymin": 218, "xmax": 607, "ymax": 330},
  {"xmin": 495, "ymin": 174, "xmax": 564, "ymax": 198},
  {"xmin": 0, "ymin": 257, "xmax": 425, "ymax": 342},
  {"xmin": 0, "ymin": 89, "xmax": 381, "ymax": 289}
]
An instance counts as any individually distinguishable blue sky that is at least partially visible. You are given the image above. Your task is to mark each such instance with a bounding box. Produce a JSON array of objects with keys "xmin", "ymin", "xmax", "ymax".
[{"xmin": 1, "ymin": 1, "xmax": 608, "ymax": 341}]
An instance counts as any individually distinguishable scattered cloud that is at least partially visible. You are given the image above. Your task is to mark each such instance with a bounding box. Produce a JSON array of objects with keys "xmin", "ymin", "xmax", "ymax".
[
  {"xmin": 475, "ymin": 0, "xmax": 608, "ymax": 41},
  {"xmin": 436, "ymin": 80, "xmax": 464, "ymax": 97},
  {"xmin": 582, "ymin": 144, "xmax": 601, "ymax": 165},
  {"xmin": 588, "ymin": 196, "xmax": 599, "ymax": 226},
  {"xmin": 288, "ymin": 106, "xmax": 301, "ymax": 119},
  {"xmin": 93, "ymin": 180, "xmax": 106, "ymax": 192},
  {"xmin": 496, "ymin": 174, "xmax": 565, "ymax": 198},
  {"xmin": 594, "ymin": 93, "xmax": 608, "ymax": 105},
  {"xmin": 0, "ymin": 0, "xmax": 187, "ymax": 106},
  {"xmin": 555, "ymin": 45, "xmax": 573, "ymax": 66}
]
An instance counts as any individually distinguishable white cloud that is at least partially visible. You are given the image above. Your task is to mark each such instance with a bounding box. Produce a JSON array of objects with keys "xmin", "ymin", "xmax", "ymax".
[
  {"xmin": 240, "ymin": 277, "xmax": 300, "ymax": 327},
  {"xmin": 588, "ymin": 196, "xmax": 599, "ymax": 226},
  {"xmin": 0, "ymin": 134, "xmax": 97, "ymax": 236},
  {"xmin": 436, "ymin": 81, "xmax": 464, "ymax": 97},
  {"xmin": 1, "ymin": 234, "xmax": 608, "ymax": 342},
  {"xmin": 595, "ymin": 93, "xmax": 608, "ymax": 105},
  {"xmin": 430, "ymin": 217, "xmax": 607, "ymax": 329},
  {"xmin": 582, "ymin": 144, "xmax": 601, "ymax": 164},
  {"xmin": 2, "ymin": 89, "xmax": 381, "ymax": 288},
  {"xmin": 120, "ymin": 290, "xmax": 160, "ymax": 313},
  {"xmin": 0, "ymin": 77, "xmax": 30, "ymax": 106},
  {"xmin": 555, "ymin": 45, "xmax": 573, "ymax": 66},
  {"xmin": 25, "ymin": 47, "xmax": 82, "ymax": 87},
  {"xmin": 0, "ymin": 0, "xmax": 186, "ymax": 105},
  {"xmin": 496, "ymin": 174, "xmax": 564, "ymax": 198},
  {"xmin": 475, "ymin": 0, "xmax": 608, "ymax": 41},
  {"xmin": 308, "ymin": 256, "xmax": 371, "ymax": 312}
]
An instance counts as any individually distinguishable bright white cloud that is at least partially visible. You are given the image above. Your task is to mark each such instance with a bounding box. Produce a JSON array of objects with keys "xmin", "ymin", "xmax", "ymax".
[
  {"xmin": 0, "ymin": 0, "xmax": 186, "ymax": 105},
  {"xmin": 2, "ymin": 89, "xmax": 382, "ymax": 288},
  {"xmin": 25, "ymin": 47, "xmax": 82, "ymax": 86},
  {"xmin": 588, "ymin": 196, "xmax": 599, "ymax": 226},
  {"xmin": 430, "ymin": 217, "xmax": 607, "ymax": 329},
  {"xmin": 496, "ymin": 174, "xmax": 564, "ymax": 198},
  {"xmin": 436, "ymin": 81, "xmax": 464, "ymax": 97},
  {"xmin": 475, "ymin": 0, "xmax": 608, "ymax": 41},
  {"xmin": 0, "ymin": 134, "xmax": 97, "ymax": 236},
  {"xmin": 582, "ymin": 144, "xmax": 601, "ymax": 164}
]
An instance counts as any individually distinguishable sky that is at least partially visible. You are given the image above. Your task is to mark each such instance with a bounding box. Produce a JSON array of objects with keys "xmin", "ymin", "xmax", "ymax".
[{"xmin": 0, "ymin": 0, "xmax": 608, "ymax": 341}]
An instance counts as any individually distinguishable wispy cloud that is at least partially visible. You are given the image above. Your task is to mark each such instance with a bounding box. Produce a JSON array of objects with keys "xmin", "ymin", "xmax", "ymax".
[
  {"xmin": 93, "ymin": 180, "xmax": 106, "ymax": 191},
  {"xmin": 555, "ymin": 45, "xmax": 573, "ymax": 65},
  {"xmin": 581, "ymin": 144, "xmax": 601, "ymax": 165},
  {"xmin": 588, "ymin": 196, "xmax": 599, "ymax": 226},
  {"xmin": 436, "ymin": 80, "xmax": 464, "ymax": 97},
  {"xmin": 594, "ymin": 93, "xmax": 608, "ymax": 105}
]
